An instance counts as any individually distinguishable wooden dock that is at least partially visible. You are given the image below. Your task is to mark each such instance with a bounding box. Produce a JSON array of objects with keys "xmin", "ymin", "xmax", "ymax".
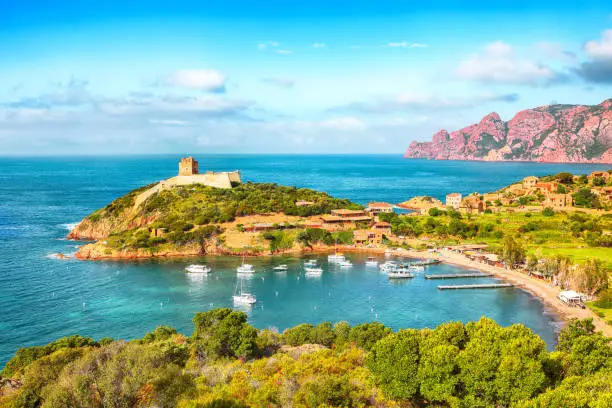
[
  {"xmin": 437, "ymin": 283, "xmax": 513, "ymax": 290},
  {"xmin": 425, "ymin": 273, "xmax": 492, "ymax": 279}
]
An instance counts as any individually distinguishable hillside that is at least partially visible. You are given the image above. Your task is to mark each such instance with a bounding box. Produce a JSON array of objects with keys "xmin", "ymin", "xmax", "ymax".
[
  {"xmin": 68, "ymin": 182, "xmax": 359, "ymax": 259},
  {"xmin": 404, "ymin": 99, "xmax": 612, "ymax": 163},
  {"xmin": 1, "ymin": 310, "xmax": 610, "ymax": 407}
]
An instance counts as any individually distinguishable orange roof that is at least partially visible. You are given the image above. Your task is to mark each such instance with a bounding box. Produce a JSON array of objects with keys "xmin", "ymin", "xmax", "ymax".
[
  {"xmin": 374, "ymin": 221, "xmax": 391, "ymax": 227},
  {"xmin": 331, "ymin": 209, "xmax": 366, "ymax": 215}
]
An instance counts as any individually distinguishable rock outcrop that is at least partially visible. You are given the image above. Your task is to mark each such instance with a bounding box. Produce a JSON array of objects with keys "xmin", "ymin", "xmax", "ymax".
[{"xmin": 404, "ymin": 99, "xmax": 612, "ymax": 163}]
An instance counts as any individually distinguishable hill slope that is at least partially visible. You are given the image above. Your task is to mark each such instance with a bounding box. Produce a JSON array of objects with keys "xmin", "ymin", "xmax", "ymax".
[{"xmin": 404, "ymin": 99, "xmax": 612, "ymax": 163}]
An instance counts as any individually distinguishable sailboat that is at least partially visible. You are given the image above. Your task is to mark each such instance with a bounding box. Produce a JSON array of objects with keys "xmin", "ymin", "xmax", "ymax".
[
  {"xmin": 237, "ymin": 253, "xmax": 255, "ymax": 274},
  {"xmin": 328, "ymin": 239, "xmax": 345, "ymax": 263},
  {"xmin": 233, "ymin": 280, "xmax": 256, "ymax": 304}
]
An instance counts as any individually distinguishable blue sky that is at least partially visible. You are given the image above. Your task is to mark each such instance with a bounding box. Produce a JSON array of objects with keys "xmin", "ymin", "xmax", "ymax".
[{"xmin": 1, "ymin": 1, "xmax": 612, "ymax": 155}]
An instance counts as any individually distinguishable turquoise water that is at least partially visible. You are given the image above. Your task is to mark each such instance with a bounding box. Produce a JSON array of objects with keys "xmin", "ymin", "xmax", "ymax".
[{"xmin": 0, "ymin": 155, "xmax": 609, "ymax": 365}]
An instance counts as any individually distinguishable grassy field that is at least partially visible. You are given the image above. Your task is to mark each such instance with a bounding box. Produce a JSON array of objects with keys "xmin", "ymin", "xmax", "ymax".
[
  {"xmin": 586, "ymin": 302, "xmax": 612, "ymax": 324},
  {"xmin": 405, "ymin": 210, "xmax": 612, "ymax": 268}
]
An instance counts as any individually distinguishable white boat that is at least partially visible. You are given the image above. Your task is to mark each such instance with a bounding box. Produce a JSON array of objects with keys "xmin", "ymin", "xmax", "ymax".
[
  {"xmin": 233, "ymin": 279, "xmax": 256, "ymax": 304},
  {"xmin": 328, "ymin": 254, "xmax": 345, "ymax": 263},
  {"xmin": 407, "ymin": 265, "xmax": 425, "ymax": 273},
  {"xmin": 305, "ymin": 267, "xmax": 323, "ymax": 277},
  {"xmin": 339, "ymin": 260, "xmax": 353, "ymax": 268},
  {"xmin": 273, "ymin": 264, "xmax": 288, "ymax": 271},
  {"xmin": 365, "ymin": 257, "xmax": 378, "ymax": 267},
  {"xmin": 379, "ymin": 261, "xmax": 397, "ymax": 272},
  {"xmin": 237, "ymin": 254, "xmax": 255, "ymax": 274},
  {"xmin": 304, "ymin": 259, "xmax": 317, "ymax": 267},
  {"xmin": 388, "ymin": 269, "xmax": 414, "ymax": 279},
  {"xmin": 384, "ymin": 249, "xmax": 393, "ymax": 257},
  {"xmin": 185, "ymin": 264, "xmax": 212, "ymax": 274}
]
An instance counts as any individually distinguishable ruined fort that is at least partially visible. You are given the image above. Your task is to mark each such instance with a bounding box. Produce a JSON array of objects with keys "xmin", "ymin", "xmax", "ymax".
[{"xmin": 134, "ymin": 157, "xmax": 241, "ymax": 207}]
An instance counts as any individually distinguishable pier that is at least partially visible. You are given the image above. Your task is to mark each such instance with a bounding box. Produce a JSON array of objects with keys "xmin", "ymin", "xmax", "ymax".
[
  {"xmin": 425, "ymin": 273, "xmax": 493, "ymax": 279},
  {"xmin": 437, "ymin": 283, "xmax": 513, "ymax": 290}
]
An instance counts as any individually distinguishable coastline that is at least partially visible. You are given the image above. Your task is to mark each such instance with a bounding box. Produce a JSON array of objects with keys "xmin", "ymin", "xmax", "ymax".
[
  {"xmin": 392, "ymin": 247, "xmax": 612, "ymax": 337},
  {"xmin": 70, "ymin": 241, "xmax": 610, "ymax": 336}
]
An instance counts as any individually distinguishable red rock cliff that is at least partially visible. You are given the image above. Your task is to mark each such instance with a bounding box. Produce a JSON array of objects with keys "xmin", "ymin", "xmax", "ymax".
[{"xmin": 404, "ymin": 99, "xmax": 612, "ymax": 163}]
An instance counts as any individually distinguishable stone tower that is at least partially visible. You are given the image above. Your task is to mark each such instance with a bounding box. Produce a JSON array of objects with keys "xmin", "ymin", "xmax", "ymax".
[{"xmin": 178, "ymin": 157, "xmax": 199, "ymax": 176}]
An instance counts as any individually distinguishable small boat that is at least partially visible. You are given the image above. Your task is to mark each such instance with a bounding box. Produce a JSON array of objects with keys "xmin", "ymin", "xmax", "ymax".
[
  {"xmin": 304, "ymin": 259, "xmax": 317, "ymax": 267},
  {"xmin": 328, "ymin": 254, "xmax": 345, "ymax": 263},
  {"xmin": 384, "ymin": 249, "xmax": 393, "ymax": 257},
  {"xmin": 388, "ymin": 269, "xmax": 414, "ymax": 279},
  {"xmin": 305, "ymin": 267, "xmax": 323, "ymax": 277},
  {"xmin": 233, "ymin": 280, "xmax": 256, "ymax": 304},
  {"xmin": 407, "ymin": 265, "xmax": 425, "ymax": 273},
  {"xmin": 237, "ymin": 254, "xmax": 255, "ymax": 274},
  {"xmin": 365, "ymin": 257, "xmax": 378, "ymax": 267},
  {"xmin": 339, "ymin": 260, "xmax": 353, "ymax": 268},
  {"xmin": 273, "ymin": 264, "xmax": 288, "ymax": 271},
  {"xmin": 379, "ymin": 261, "xmax": 397, "ymax": 272},
  {"xmin": 185, "ymin": 264, "xmax": 212, "ymax": 274}
]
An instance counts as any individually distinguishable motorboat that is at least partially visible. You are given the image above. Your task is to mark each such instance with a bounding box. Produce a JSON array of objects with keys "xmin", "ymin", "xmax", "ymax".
[
  {"xmin": 328, "ymin": 253, "xmax": 345, "ymax": 263},
  {"xmin": 273, "ymin": 264, "xmax": 288, "ymax": 271},
  {"xmin": 407, "ymin": 265, "xmax": 425, "ymax": 273},
  {"xmin": 304, "ymin": 259, "xmax": 317, "ymax": 267},
  {"xmin": 339, "ymin": 260, "xmax": 353, "ymax": 268},
  {"xmin": 237, "ymin": 254, "xmax": 255, "ymax": 274},
  {"xmin": 185, "ymin": 264, "xmax": 212, "ymax": 274},
  {"xmin": 305, "ymin": 267, "xmax": 323, "ymax": 277},
  {"xmin": 365, "ymin": 257, "xmax": 378, "ymax": 267},
  {"xmin": 379, "ymin": 261, "xmax": 397, "ymax": 272},
  {"xmin": 388, "ymin": 269, "xmax": 414, "ymax": 279}
]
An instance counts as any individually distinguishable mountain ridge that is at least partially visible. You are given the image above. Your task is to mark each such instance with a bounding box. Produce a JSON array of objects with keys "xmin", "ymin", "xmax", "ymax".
[{"xmin": 404, "ymin": 99, "xmax": 612, "ymax": 163}]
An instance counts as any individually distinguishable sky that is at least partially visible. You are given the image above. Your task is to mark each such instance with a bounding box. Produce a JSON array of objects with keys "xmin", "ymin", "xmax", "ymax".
[{"xmin": 1, "ymin": 1, "xmax": 612, "ymax": 155}]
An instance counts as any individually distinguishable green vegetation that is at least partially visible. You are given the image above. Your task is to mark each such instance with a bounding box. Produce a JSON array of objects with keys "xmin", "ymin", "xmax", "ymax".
[
  {"xmin": 82, "ymin": 182, "xmax": 359, "ymax": 252},
  {"xmin": 2, "ymin": 311, "xmax": 611, "ymax": 407},
  {"xmin": 381, "ymin": 210, "xmax": 612, "ymax": 268}
]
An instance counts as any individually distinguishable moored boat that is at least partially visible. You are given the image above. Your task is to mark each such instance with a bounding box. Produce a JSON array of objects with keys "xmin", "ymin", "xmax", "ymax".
[
  {"xmin": 273, "ymin": 264, "xmax": 288, "ymax": 271},
  {"xmin": 185, "ymin": 264, "xmax": 212, "ymax": 274},
  {"xmin": 365, "ymin": 257, "xmax": 378, "ymax": 267}
]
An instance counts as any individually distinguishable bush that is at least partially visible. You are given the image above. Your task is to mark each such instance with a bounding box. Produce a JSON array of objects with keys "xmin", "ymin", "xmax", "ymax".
[{"xmin": 542, "ymin": 207, "xmax": 555, "ymax": 217}]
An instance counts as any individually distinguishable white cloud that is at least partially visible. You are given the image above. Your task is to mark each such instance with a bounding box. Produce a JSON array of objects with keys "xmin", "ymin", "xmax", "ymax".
[
  {"xmin": 274, "ymin": 49, "xmax": 292, "ymax": 55},
  {"xmin": 149, "ymin": 119, "xmax": 190, "ymax": 126},
  {"xmin": 333, "ymin": 91, "xmax": 519, "ymax": 114},
  {"xmin": 257, "ymin": 41, "xmax": 280, "ymax": 50},
  {"xmin": 455, "ymin": 41, "xmax": 560, "ymax": 86},
  {"xmin": 584, "ymin": 29, "xmax": 612, "ymax": 61},
  {"xmin": 312, "ymin": 42, "xmax": 326, "ymax": 48},
  {"xmin": 387, "ymin": 41, "xmax": 427, "ymax": 48},
  {"xmin": 262, "ymin": 78, "xmax": 296, "ymax": 88},
  {"xmin": 534, "ymin": 42, "xmax": 577, "ymax": 64},
  {"xmin": 164, "ymin": 70, "xmax": 226, "ymax": 92},
  {"xmin": 320, "ymin": 116, "xmax": 366, "ymax": 131}
]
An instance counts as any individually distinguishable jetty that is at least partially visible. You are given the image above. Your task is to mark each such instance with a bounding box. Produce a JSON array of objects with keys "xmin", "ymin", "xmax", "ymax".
[
  {"xmin": 425, "ymin": 273, "xmax": 492, "ymax": 279},
  {"xmin": 437, "ymin": 283, "xmax": 513, "ymax": 290},
  {"xmin": 405, "ymin": 259, "xmax": 441, "ymax": 267}
]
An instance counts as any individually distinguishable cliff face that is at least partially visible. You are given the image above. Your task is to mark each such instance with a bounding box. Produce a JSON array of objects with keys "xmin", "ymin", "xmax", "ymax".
[{"xmin": 404, "ymin": 99, "xmax": 612, "ymax": 163}]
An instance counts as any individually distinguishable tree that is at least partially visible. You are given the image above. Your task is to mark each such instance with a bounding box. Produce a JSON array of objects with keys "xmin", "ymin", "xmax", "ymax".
[
  {"xmin": 501, "ymin": 236, "xmax": 526, "ymax": 268},
  {"xmin": 348, "ymin": 322, "xmax": 392, "ymax": 351},
  {"xmin": 192, "ymin": 308, "xmax": 258, "ymax": 360},
  {"xmin": 557, "ymin": 319, "xmax": 596, "ymax": 353},
  {"xmin": 282, "ymin": 323, "xmax": 314, "ymax": 346},
  {"xmin": 366, "ymin": 329, "xmax": 422, "ymax": 400},
  {"xmin": 542, "ymin": 207, "xmax": 555, "ymax": 217},
  {"xmin": 573, "ymin": 188, "xmax": 600, "ymax": 208},
  {"xmin": 592, "ymin": 176, "xmax": 605, "ymax": 187},
  {"xmin": 574, "ymin": 259, "xmax": 608, "ymax": 297},
  {"xmin": 555, "ymin": 172, "xmax": 574, "ymax": 184}
]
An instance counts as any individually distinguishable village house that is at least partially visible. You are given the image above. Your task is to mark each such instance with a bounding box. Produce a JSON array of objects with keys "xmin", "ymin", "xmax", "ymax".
[
  {"xmin": 353, "ymin": 229, "xmax": 384, "ymax": 245},
  {"xmin": 522, "ymin": 176, "xmax": 538, "ymax": 189},
  {"xmin": 545, "ymin": 193, "xmax": 573, "ymax": 208},
  {"xmin": 320, "ymin": 209, "xmax": 372, "ymax": 230},
  {"xmin": 367, "ymin": 202, "xmax": 394, "ymax": 214},
  {"xmin": 460, "ymin": 195, "xmax": 486, "ymax": 214},
  {"xmin": 445, "ymin": 193, "xmax": 462, "ymax": 209},
  {"xmin": 372, "ymin": 221, "xmax": 392, "ymax": 236},
  {"xmin": 534, "ymin": 181, "xmax": 558, "ymax": 193}
]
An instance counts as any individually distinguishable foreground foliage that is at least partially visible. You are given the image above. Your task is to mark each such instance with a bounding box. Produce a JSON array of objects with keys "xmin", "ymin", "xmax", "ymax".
[{"xmin": 1, "ymin": 310, "xmax": 610, "ymax": 407}]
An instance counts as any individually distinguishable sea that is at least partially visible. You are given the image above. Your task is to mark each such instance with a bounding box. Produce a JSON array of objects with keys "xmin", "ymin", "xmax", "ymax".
[{"xmin": 0, "ymin": 155, "xmax": 609, "ymax": 365}]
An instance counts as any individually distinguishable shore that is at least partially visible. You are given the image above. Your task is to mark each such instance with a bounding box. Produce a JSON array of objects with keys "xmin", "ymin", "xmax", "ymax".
[{"xmin": 388, "ymin": 247, "xmax": 612, "ymax": 337}]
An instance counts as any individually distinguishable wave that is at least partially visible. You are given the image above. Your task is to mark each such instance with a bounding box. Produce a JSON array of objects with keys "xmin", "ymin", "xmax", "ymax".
[{"xmin": 60, "ymin": 222, "xmax": 79, "ymax": 231}]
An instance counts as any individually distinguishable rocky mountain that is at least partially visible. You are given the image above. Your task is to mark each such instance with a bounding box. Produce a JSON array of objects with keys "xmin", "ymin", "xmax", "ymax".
[{"xmin": 404, "ymin": 99, "xmax": 612, "ymax": 163}]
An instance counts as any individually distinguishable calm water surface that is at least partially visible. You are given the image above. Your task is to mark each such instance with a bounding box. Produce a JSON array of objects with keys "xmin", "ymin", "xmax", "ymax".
[{"xmin": 0, "ymin": 155, "xmax": 609, "ymax": 365}]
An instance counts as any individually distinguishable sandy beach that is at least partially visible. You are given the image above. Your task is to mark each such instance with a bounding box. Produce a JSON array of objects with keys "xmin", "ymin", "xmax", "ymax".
[{"xmin": 388, "ymin": 247, "xmax": 612, "ymax": 337}]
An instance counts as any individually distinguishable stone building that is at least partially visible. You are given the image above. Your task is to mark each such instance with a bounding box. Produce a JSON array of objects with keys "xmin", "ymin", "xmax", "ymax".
[
  {"xmin": 545, "ymin": 193, "xmax": 573, "ymax": 208},
  {"xmin": 446, "ymin": 193, "xmax": 462, "ymax": 209},
  {"xmin": 179, "ymin": 157, "xmax": 199, "ymax": 176},
  {"xmin": 523, "ymin": 176, "xmax": 538, "ymax": 189}
]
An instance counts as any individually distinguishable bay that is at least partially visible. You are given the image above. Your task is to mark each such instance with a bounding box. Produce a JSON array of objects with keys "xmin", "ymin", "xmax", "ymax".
[{"xmin": 0, "ymin": 155, "xmax": 608, "ymax": 365}]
